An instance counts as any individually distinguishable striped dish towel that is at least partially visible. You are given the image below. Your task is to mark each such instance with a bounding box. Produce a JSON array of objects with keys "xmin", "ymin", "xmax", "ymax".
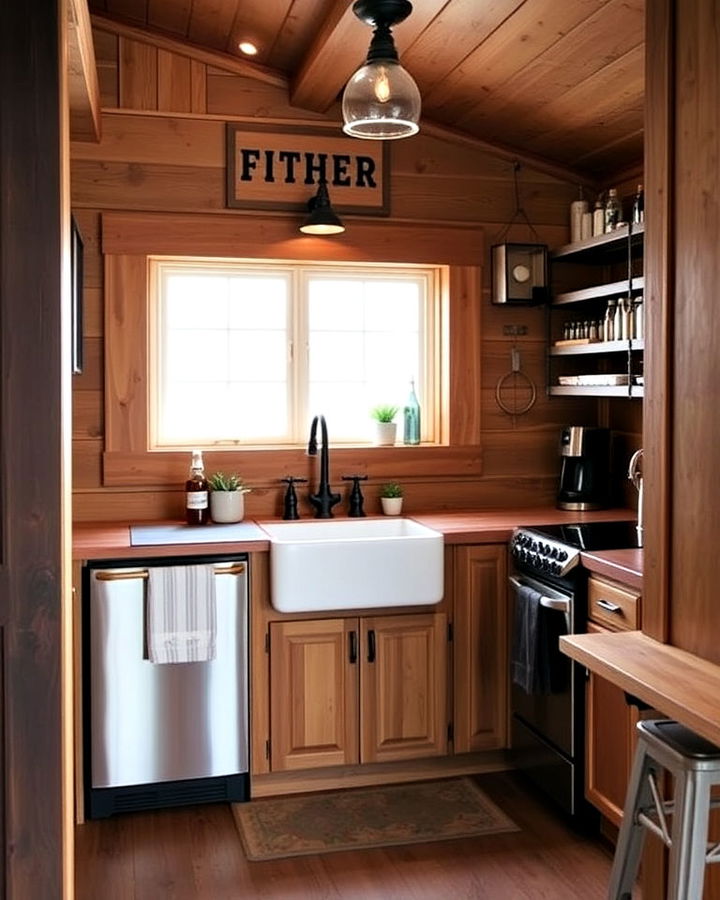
[{"xmin": 146, "ymin": 565, "xmax": 217, "ymax": 664}]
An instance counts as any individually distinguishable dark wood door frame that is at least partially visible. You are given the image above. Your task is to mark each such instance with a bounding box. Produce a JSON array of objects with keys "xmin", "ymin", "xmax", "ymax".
[{"xmin": 1, "ymin": 0, "xmax": 70, "ymax": 896}]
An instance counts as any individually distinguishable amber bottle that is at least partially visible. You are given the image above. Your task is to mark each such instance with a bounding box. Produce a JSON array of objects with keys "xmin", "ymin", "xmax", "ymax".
[{"xmin": 185, "ymin": 449, "xmax": 210, "ymax": 525}]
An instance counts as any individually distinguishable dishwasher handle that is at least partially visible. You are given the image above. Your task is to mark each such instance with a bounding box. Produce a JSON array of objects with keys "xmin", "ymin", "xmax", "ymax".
[
  {"xmin": 509, "ymin": 576, "xmax": 570, "ymax": 614},
  {"xmin": 94, "ymin": 563, "xmax": 246, "ymax": 581}
]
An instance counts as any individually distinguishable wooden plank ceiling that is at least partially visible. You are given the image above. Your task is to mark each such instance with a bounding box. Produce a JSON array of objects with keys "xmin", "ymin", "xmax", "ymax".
[{"xmin": 87, "ymin": 0, "xmax": 645, "ymax": 181}]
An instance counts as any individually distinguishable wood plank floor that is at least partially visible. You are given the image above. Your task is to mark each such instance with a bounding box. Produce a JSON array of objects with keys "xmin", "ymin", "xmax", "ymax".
[{"xmin": 75, "ymin": 773, "xmax": 619, "ymax": 899}]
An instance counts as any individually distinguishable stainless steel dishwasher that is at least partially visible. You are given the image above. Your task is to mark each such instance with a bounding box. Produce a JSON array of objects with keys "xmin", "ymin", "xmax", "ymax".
[{"xmin": 83, "ymin": 554, "xmax": 250, "ymax": 818}]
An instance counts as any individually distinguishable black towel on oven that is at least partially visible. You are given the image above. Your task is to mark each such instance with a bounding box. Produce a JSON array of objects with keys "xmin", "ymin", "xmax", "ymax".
[{"xmin": 511, "ymin": 582, "xmax": 569, "ymax": 695}]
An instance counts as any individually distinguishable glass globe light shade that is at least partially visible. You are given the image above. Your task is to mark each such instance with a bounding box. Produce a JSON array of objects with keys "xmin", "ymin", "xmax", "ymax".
[{"xmin": 342, "ymin": 59, "xmax": 421, "ymax": 140}]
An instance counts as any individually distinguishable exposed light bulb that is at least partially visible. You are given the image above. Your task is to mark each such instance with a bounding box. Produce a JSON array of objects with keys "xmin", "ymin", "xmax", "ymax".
[
  {"xmin": 374, "ymin": 68, "xmax": 391, "ymax": 103},
  {"xmin": 238, "ymin": 41, "xmax": 258, "ymax": 56}
]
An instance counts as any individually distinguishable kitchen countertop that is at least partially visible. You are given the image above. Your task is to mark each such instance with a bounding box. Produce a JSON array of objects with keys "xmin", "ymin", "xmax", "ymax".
[
  {"xmin": 73, "ymin": 506, "xmax": 640, "ymax": 568},
  {"xmin": 409, "ymin": 507, "xmax": 637, "ymax": 545},
  {"xmin": 580, "ymin": 548, "xmax": 643, "ymax": 590}
]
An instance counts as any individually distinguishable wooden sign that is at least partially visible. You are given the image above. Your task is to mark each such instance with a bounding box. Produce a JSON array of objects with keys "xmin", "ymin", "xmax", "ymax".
[{"xmin": 226, "ymin": 124, "xmax": 389, "ymax": 215}]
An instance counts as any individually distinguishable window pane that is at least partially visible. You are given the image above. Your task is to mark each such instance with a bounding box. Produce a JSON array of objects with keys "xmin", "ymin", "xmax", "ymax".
[
  {"xmin": 228, "ymin": 277, "xmax": 288, "ymax": 329},
  {"xmin": 165, "ymin": 329, "xmax": 229, "ymax": 383},
  {"xmin": 305, "ymin": 275, "xmax": 424, "ymax": 441},
  {"xmin": 229, "ymin": 332, "xmax": 286, "ymax": 382},
  {"xmin": 164, "ymin": 274, "xmax": 229, "ymax": 327},
  {"xmin": 152, "ymin": 260, "xmax": 435, "ymax": 447}
]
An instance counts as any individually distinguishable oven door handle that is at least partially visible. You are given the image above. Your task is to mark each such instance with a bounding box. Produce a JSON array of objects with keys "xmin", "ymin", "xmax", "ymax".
[{"xmin": 509, "ymin": 576, "xmax": 570, "ymax": 613}]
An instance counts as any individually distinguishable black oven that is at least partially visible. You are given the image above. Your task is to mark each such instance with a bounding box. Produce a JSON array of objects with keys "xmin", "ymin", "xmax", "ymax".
[{"xmin": 508, "ymin": 520, "xmax": 640, "ymax": 821}]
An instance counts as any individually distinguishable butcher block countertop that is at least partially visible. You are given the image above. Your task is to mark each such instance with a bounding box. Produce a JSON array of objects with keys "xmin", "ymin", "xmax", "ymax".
[
  {"xmin": 580, "ymin": 548, "xmax": 643, "ymax": 590},
  {"xmin": 561, "ymin": 631, "xmax": 720, "ymax": 749},
  {"xmin": 73, "ymin": 507, "xmax": 638, "ymax": 561}
]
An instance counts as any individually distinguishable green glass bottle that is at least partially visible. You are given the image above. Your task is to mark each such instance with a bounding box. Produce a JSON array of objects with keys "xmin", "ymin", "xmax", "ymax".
[{"xmin": 403, "ymin": 379, "xmax": 421, "ymax": 445}]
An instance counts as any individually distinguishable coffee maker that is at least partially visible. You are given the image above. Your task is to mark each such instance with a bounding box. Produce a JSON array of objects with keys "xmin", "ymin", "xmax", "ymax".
[{"xmin": 557, "ymin": 426, "xmax": 611, "ymax": 510}]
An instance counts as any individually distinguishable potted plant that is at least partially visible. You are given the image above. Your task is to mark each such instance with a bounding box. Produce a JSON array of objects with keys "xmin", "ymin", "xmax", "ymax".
[
  {"xmin": 379, "ymin": 482, "xmax": 403, "ymax": 516},
  {"xmin": 208, "ymin": 472, "xmax": 251, "ymax": 523},
  {"xmin": 371, "ymin": 405, "xmax": 399, "ymax": 446}
]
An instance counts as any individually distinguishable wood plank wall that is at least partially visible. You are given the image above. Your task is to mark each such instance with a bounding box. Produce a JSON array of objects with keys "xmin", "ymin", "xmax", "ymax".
[{"xmin": 70, "ymin": 27, "xmax": 641, "ymax": 523}]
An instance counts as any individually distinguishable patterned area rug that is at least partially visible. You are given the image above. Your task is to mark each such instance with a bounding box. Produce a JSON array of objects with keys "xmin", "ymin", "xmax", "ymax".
[{"xmin": 233, "ymin": 777, "xmax": 519, "ymax": 860}]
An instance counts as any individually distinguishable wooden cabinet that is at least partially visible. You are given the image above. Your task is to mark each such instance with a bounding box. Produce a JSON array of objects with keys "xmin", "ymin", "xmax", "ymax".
[
  {"xmin": 269, "ymin": 618, "xmax": 359, "ymax": 771},
  {"xmin": 452, "ymin": 544, "xmax": 508, "ymax": 752},
  {"xmin": 549, "ymin": 224, "xmax": 644, "ymax": 398},
  {"xmin": 585, "ymin": 575, "xmax": 641, "ymax": 825},
  {"xmin": 269, "ymin": 612, "xmax": 447, "ymax": 772}
]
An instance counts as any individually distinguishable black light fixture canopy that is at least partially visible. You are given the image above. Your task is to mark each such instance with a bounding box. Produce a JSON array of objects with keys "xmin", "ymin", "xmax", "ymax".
[
  {"xmin": 342, "ymin": 0, "xmax": 421, "ymax": 140},
  {"xmin": 299, "ymin": 181, "xmax": 346, "ymax": 235}
]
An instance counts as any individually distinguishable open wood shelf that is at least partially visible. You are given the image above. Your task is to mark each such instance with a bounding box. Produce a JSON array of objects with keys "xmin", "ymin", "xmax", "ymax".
[
  {"xmin": 552, "ymin": 222, "xmax": 645, "ymax": 260},
  {"xmin": 553, "ymin": 276, "xmax": 645, "ymax": 306},
  {"xmin": 549, "ymin": 384, "xmax": 644, "ymax": 398},
  {"xmin": 550, "ymin": 339, "xmax": 645, "ymax": 357}
]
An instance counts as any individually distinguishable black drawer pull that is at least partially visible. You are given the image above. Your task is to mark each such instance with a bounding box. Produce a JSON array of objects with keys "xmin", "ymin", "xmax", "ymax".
[
  {"xmin": 367, "ymin": 629, "xmax": 376, "ymax": 663},
  {"xmin": 349, "ymin": 630, "xmax": 357, "ymax": 664}
]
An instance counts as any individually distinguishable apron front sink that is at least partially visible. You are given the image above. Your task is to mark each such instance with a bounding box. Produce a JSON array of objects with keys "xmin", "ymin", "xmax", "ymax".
[{"xmin": 259, "ymin": 518, "xmax": 444, "ymax": 613}]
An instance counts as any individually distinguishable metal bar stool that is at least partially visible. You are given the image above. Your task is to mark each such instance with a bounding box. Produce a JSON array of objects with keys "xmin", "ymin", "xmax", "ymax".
[{"xmin": 609, "ymin": 719, "xmax": 720, "ymax": 899}]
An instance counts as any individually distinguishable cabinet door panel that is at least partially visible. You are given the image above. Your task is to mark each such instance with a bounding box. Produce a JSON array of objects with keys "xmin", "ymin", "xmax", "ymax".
[
  {"xmin": 453, "ymin": 545, "xmax": 508, "ymax": 752},
  {"xmin": 270, "ymin": 619, "xmax": 359, "ymax": 771},
  {"xmin": 360, "ymin": 613, "xmax": 447, "ymax": 764},
  {"xmin": 585, "ymin": 622, "xmax": 638, "ymax": 825}
]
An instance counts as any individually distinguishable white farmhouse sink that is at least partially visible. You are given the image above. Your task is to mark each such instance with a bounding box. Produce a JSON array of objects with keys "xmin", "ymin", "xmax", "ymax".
[{"xmin": 259, "ymin": 518, "xmax": 444, "ymax": 613}]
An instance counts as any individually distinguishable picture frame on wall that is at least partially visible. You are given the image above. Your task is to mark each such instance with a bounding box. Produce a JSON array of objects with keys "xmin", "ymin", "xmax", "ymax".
[{"xmin": 71, "ymin": 215, "xmax": 83, "ymax": 375}]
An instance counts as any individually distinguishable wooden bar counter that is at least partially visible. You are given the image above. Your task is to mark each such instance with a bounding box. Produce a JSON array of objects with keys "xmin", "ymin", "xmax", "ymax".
[{"xmin": 560, "ymin": 630, "xmax": 720, "ymax": 749}]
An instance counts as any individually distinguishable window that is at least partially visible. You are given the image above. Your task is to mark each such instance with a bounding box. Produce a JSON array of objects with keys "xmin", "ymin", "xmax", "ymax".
[{"xmin": 149, "ymin": 259, "xmax": 441, "ymax": 449}]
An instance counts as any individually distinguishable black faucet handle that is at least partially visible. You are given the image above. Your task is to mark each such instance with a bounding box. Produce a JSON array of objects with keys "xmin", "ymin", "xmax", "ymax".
[
  {"xmin": 280, "ymin": 476, "xmax": 308, "ymax": 520},
  {"xmin": 342, "ymin": 475, "xmax": 367, "ymax": 518}
]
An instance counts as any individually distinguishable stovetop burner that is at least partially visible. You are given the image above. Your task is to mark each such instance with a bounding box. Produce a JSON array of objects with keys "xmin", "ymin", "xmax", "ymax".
[
  {"xmin": 523, "ymin": 520, "xmax": 641, "ymax": 552},
  {"xmin": 510, "ymin": 519, "xmax": 640, "ymax": 582}
]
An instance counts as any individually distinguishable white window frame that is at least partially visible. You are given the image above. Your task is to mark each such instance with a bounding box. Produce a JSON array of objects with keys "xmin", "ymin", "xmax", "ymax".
[{"xmin": 148, "ymin": 257, "xmax": 442, "ymax": 450}]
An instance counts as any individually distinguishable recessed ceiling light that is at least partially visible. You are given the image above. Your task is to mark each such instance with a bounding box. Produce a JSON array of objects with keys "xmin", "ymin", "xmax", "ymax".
[{"xmin": 238, "ymin": 41, "xmax": 258, "ymax": 56}]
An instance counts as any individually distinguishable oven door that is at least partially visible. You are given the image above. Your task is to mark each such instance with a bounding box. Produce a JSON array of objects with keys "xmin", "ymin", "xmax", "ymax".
[{"xmin": 509, "ymin": 572, "xmax": 574, "ymax": 759}]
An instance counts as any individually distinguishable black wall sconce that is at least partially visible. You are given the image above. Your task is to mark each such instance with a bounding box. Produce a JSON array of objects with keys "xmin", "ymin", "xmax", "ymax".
[{"xmin": 299, "ymin": 181, "xmax": 346, "ymax": 235}]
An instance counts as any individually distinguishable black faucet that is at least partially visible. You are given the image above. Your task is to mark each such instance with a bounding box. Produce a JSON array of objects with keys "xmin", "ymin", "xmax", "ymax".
[{"xmin": 307, "ymin": 415, "xmax": 341, "ymax": 518}]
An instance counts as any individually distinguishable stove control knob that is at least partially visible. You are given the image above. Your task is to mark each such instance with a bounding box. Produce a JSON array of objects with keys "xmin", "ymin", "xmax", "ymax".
[
  {"xmin": 550, "ymin": 547, "xmax": 559, "ymax": 559},
  {"xmin": 558, "ymin": 550, "xmax": 568, "ymax": 562},
  {"xmin": 552, "ymin": 562, "xmax": 562, "ymax": 575}
]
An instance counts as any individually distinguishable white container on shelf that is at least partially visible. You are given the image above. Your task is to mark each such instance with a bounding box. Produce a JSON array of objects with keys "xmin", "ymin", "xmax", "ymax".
[{"xmin": 570, "ymin": 193, "xmax": 588, "ymax": 242}]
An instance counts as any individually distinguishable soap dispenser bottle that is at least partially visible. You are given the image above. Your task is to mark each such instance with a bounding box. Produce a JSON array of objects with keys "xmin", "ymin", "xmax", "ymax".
[{"xmin": 185, "ymin": 449, "xmax": 210, "ymax": 525}]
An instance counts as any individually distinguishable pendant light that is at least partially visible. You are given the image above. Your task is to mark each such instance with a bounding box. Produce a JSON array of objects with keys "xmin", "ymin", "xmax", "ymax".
[
  {"xmin": 342, "ymin": 0, "xmax": 421, "ymax": 140},
  {"xmin": 299, "ymin": 181, "xmax": 345, "ymax": 235}
]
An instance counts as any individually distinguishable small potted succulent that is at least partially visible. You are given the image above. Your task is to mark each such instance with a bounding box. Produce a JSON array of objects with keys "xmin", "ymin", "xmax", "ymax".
[
  {"xmin": 371, "ymin": 404, "xmax": 399, "ymax": 446},
  {"xmin": 208, "ymin": 472, "xmax": 251, "ymax": 523},
  {"xmin": 379, "ymin": 481, "xmax": 403, "ymax": 516}
]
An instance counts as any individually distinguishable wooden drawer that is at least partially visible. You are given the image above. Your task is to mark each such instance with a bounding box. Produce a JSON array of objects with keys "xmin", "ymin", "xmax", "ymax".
[{"xmin": 587, "ymin": 576, "xmax": 640, "ymax": 632}]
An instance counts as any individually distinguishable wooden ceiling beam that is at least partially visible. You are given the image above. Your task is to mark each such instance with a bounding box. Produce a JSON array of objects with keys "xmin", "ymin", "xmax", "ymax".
[
  {"xmin": 290, "ymin": 0, "xmax": 448, "ymax": 113},
  {"xmin": 68, "ymin": 0, "xmax": 102, "ymax": 141},
  {"xmin": 91, "ymin": 13, "xmax": 289, "ymax": 88},
  {"xmin": 289, "ymin": 0, "xmax": 369, "ymax": 112}
]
